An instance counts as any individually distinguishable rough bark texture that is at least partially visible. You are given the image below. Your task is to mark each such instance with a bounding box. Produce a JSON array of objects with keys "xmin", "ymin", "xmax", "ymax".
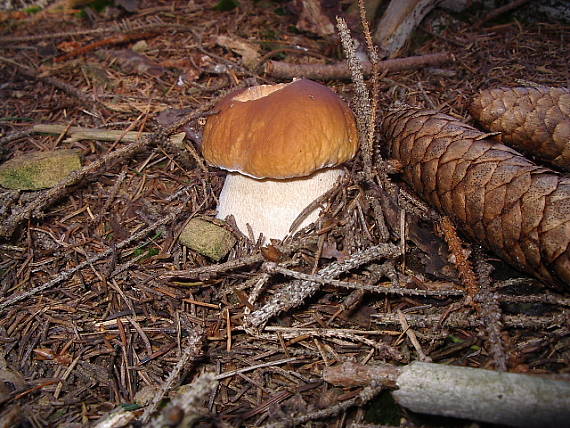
[
  {"xmin": 470, "ymin": 86, "xmax": 570, "ymax": 171},
  {"xmin": 382, "ymin": 107, "xmax": 570, "ymax": 290}
]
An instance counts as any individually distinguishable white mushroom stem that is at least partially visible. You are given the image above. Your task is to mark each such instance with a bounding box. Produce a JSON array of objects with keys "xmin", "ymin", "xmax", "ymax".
[{"xmin": 216, "ymin": 167, "xmax": 344, "ymax": 242}]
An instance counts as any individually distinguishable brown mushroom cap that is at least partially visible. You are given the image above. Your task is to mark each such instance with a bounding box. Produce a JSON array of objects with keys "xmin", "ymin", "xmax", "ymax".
[{"xmin": 202, "ymin": 79, "xmax": 359, "ymax": 179}]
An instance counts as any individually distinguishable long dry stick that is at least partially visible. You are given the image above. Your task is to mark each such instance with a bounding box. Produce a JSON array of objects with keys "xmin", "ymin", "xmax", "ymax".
[
  {"xmin": 260, "ymin": 326, "xmax": 403, "ymax": 360},
  {"xmin": 372, "ymin": 311, "xmax": 567, "ymax": 330},
  {"xmin": 475, "ymin": 0, "xmax": 532, "ymax": 28},
  {"xmin": 259, "ymin": 383, "xmax": 385, "ymax": 428},
  {"xmin": 474, "ymin": 257, "xmax": 507, "ymax": 371},
  {"xmin": 0, "ymin": 56, "xmax": 100, "ymax": 107},
  {"xmin": 161, "ymin": 237, "xmax": 316, "ymax": 279},
  {"xmin": 264, "ymin": 52, "xmax": 452, "ymax": 80}
]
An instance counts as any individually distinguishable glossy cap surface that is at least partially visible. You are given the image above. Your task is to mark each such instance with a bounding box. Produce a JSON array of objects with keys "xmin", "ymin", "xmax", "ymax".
[{"xmin": 202, "ymin": 79, "xmax": 359, "ymax": 179}]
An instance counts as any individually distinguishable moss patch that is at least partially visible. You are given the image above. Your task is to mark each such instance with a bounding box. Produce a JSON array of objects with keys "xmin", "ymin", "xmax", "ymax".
[
  {"xmin": 179, "ymin": 218, "xmax": 236, "ymax": 261},
  {"xmin": 0, "ymin": 149, "xmax": 82, "ymax": 190}
]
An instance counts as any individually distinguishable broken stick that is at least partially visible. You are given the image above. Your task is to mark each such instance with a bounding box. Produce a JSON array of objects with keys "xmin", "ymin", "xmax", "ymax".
[
  {"xmin": 264, "ymin": 52, "xmax": 452, "ymax": 80},
  {"xmin": 324, "ymin": 361, "xmax": 570, "ymax": 428}
]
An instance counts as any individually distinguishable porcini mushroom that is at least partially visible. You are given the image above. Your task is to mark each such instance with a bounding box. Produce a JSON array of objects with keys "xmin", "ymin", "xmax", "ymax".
[{"xmin": 202, "ymin": 78, "xmax": 359, "ymax": 242}]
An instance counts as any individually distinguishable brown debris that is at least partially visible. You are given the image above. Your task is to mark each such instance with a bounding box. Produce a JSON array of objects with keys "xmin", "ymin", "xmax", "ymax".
[
  {"xmin": 470, "ymin": 86, "xmax": 570, "ymax": 171},
  {"xmin": 382, "ymin": 107, "xmax": 570, "ymax": 290}
]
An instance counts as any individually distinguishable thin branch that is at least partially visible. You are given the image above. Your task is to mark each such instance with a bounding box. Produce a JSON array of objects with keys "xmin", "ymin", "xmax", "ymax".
[
  {"xmin": 245, "ymin": 243, "xmax": 401, "ymax": 330},
  {"xmin": 0, "ymin": 55, "xmax": 101, "ymax": 107},
  {"xmin": 475, "ymin": 0, "xmax": 532, "ymax": 28},
  {"xmin": 141, "ymin": 328, "xmax": 204, "ymax": 423},
  {"xmin": 264, "ymin": 52, "xmax": 452, "ymax": 80},
  {"xmin": 260, "ymin": 326, "xmax": 403, "ymax": 360},
  {"xmin": 214, "ymin": 356, "xmax": 299, "ymax": 381},
  {"xmin": 259, "ymin": 383, "xmax": 385, "ymax": 428},
  {"xmin": 161, "ymin": 238, "xmax": 316, "ymax": 280},
  {"xmin": 474, "ymin": 257, "xmax": 507, "ymax": 371},
  {"xmin": 262, "ymin": 262, "xmax": 463, "ymax": 298},
  {"xmin": 336, "ymin": 16, "xmax": 372, "ymax": 176},
  {"xmin": 372, "ymin": 311, "xmax": 568, "ymax": 330}
]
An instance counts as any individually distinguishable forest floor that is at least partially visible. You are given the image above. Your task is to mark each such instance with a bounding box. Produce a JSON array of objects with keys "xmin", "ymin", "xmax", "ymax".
[{"xmin": 0, "ymin": 1, "xmax": 569, "ymax": 427}]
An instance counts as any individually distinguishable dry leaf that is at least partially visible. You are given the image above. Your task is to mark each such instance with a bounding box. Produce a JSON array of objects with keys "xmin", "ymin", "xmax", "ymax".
[{"xmin": 215, "ymin": 35, "xmax": 261, "ymax": 69}]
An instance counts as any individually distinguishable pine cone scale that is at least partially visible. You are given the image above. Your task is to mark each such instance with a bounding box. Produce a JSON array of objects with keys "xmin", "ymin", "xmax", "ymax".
[
  {"xmin": 470, "ymin": 86, "xmax": 570, "ymax": 170},
  {"xmin": 382, "ymin": 107, "xmax": 570, "ymax": 289}
]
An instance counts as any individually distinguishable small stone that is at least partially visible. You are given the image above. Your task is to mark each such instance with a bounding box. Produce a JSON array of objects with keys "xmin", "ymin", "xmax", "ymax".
[
  {"xmin": 179, "ymin": 218, "xmax": 236, "ymax": 261},
  {"xmin": 0, "ymin": 149, "xmax": 81, "ymax": 190}
]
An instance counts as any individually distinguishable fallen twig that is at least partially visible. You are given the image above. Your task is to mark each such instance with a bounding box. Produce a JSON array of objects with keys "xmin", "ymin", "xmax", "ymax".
[
  {"xmin": 262, "ymin": 262, "xmax": 463, "ymax": 297},
  {"xmin": 214, "ymin": 356, "xmax": 300, "ymax": 381},
  {"xmin": 244, "ymin": 243, "xmax": 401, "ymax": 330},
  {"xmin": 475, "ymin": 0, "xmax": 532, "ymax": 28},
  {"xmin": 0, "ymin": 55, "xmax": 101, "ymax": 108},
  {"xmin": 147, "ymin": 372, "xmax": 217, "ymax": 428},
  {"xmin": 264, "ymin": 52, "xmax": 452, "ymax": 80},
  {"xmin": 259, "ymin": 383, "xmax": 385, "ymax": 428},
  {"xmin": 372, "ymin": 311, "xmax": 567, "ymax": 330},
  {"xmin": 261, "ymin": 325, "xmax": 403, "ymax": 360},
  {"xmin": 161, "ymin": 238, "xmax": 317, "ymax": 280},
  {"xmin": 325, "ymin": 361, "xmax": 570, "ymax": 427},
  {"xmin": 141, "ymin": 328, "xmax": 204, "ymax": 423},
  {"xmin": 474, "ymin": 257, "xmax": 507, "ymax": 371},
  {"xmin": 439, "ymin": 216, "xmax": 478, "ymax": 301},
  {"xmin": 32, "ymin": 124, "xmax": 186, "ymax": 146},
  {"xmin": 55, "ymin": 32, "xmax": 158, "ymax": 63}
]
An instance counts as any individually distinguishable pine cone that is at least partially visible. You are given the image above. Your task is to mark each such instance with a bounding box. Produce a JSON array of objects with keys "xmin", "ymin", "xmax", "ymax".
[
  {"xmin": 470, "ymin": 86, "xmax": 570, "ymax": 171},
  {"xmin": 382, "ymin": 107, "xmax": 570, "ymax": 289}
]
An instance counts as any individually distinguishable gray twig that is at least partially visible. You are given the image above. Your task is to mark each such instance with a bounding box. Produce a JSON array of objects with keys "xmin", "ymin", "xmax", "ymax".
[{"xmin": 245, "ymin": 243, "xmax": 401, "ymax": 330}]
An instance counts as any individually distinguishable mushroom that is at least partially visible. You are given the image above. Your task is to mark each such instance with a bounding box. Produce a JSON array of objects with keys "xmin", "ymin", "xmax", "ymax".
[{"xmin": 202, "ymin": 78, "xmax": 359, "ymax": 242}]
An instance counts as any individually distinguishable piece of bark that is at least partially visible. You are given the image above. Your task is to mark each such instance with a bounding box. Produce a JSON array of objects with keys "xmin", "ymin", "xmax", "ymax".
[
  {"xmin": 324, "ymin": 361, "xmax": 570, "ymax": 428},
  {"xmin": 373, "ymin": 0, "xmax": 440, "ymax": 57},
  {"xmin": 470, "ymin": 86, "xmax": 570, "ymax": 171},
  {"xmin": 381, "ymin": 107, "xmax": 570, "ymax": 289}
]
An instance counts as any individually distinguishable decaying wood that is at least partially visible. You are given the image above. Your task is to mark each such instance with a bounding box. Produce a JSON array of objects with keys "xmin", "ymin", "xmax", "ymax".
[
  {"xmin": 382, "ymin": 107, "xmax": 570, "ymax": 289},
  {"xmin": 470, "ymin": 86, "xmax": 570, "ymax": 171},
  {"xmin": 324, "ymin": 361, "xmax": 570, "ymax": 427},
  {"xmin": 373, "ymin": 0, "xmax": 440, "ymax": 57},
  {"xmin": 264, "ymin": 52, "xmax": 452, "ymax": 80}
]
